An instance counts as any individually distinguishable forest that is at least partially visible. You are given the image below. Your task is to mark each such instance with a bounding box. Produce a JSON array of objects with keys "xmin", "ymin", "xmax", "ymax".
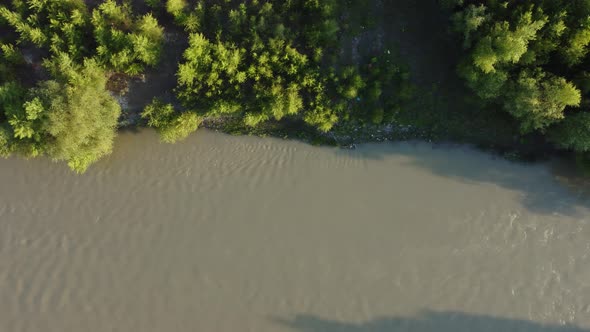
[{"xmin": 1, "ymin": 0, "xmax": 590, "ymax": 172}]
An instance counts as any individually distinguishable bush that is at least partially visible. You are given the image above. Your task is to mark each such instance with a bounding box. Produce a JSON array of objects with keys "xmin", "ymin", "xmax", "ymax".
[
  {"xmin": 1, "ymin": 0, "xmax": 164, "ymax": 75},
  {"xmin": 173, "ymin": 0, "xmax": 412, "ymax": 132},
  {"xmin": 0, "ymin": 0, "xmax": 90, "ymax": 60},
  {"xmin": 142, "ymin": 99, "xmax": 200, "ymax": 143},
  {"xmin": 92, "ymin": 1, "xmax": 164, "ymax": 75}
]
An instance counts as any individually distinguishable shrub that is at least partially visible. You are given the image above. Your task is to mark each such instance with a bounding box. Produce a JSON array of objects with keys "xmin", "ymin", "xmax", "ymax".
[
  {"xmin": 142, "ymin": 99, "xmax": 200, "ymax": 143},
  {"xmin": 92, "ymin": 0, "xmax": 164, "ymax": 75}
]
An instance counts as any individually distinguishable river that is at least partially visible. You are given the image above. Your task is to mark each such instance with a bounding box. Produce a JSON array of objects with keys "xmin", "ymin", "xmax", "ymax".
[{"xmin": 0, "ymin": 129, "xmax": 589, "ymax": 332}]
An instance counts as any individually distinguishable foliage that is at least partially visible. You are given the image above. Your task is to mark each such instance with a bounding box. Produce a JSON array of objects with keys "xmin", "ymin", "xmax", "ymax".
[
  {"xmin": 173, "ymin": 0, "xmax": 412, "ymax": 132},
  {"xmin": 166, "ymin": 0, "xmax": 187, "ymax": 18},
  {"xmin": 0, "ymin": 126, "xmax": 11, "ymax": 157},
  {"xmin": 0, "ymin": 0, "xmax": 164, "ymax": 74},
  {"xmin": 92, "ymin": 0, "xmax": 164, "ymax": 74},
  {"xmin": 142, "ymin": 98, "xmax": 200, "ymax": 143},
  {"xmin": 173, "ymin": 1, "xmax": 334, "ymax": 131},
  {"xmin": 449, "ymin": 0, "xmax": 590, "ymax": 150},
  {"xmin": 0, "ymin": 82, "xmax": 26, "ymax": 155},
  {"xmin": 0, "ymin": 0, "xmax": 90, "ymax": 60},
  {"xmin": 353, "ymin": 54, "xmax": 414, "ymax": 124},
  {"xmin": 0, "ymin": 0, "xmax": 416, "ymax": 171},
  {"xmin": 39, "ymin": 56, "xmax": 121, "ymax": 172},
  {"xmin": 550, "ymin": 113, "xmax": 590, "ymax": 152},
  {"xmin": 0, "ymin": 55, "xmax": 121, "ymax": 172},
  {"xmin": 504, "ymin": 70, "xmax": 580, "ymax": 132},
  {"xmin": 1, "ymin": 43, "xmax": 24, "ymax": 64},
  {"xmin": 0, "ymin": 0, "xmax": 166, "ymax": 171}
]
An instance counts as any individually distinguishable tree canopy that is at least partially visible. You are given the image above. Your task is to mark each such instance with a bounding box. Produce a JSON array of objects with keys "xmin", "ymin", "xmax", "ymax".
[
  {"xmin": 16, "ymin": 0, "xmax": 590, "ymax": 171},
  {"xmin": 170, "ymin": 0, "xmax": 411, "ymax": 132},
  {"xmin": 0, "ymin": 0, "xmax": 413, "ymax": 172},
  {"xmin": 1, "ymin": 55, "xmax": 120, "ymax": 172},
  {"xmin": 448, "ymin": 0, "xmax": 590, "ymax": 152},
  {"xmin": 0, "ymin": 0, "xmax": 164, "ymax": 171}
]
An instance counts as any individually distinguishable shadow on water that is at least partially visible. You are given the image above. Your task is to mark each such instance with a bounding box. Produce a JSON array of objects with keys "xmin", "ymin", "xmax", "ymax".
[
  {"xmin": 274, "ymin": 310, "xmax": 590, "ymax": 332},
  {"xmin": 334, "ymin": 141, "xmax": 590, "ymax": 217}
]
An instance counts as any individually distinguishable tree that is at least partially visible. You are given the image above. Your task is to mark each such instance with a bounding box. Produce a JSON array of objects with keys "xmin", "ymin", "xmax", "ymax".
[
  {"xmin": 562, "ymin": 22, "xmax": 590, "ymax": 66},
  {"xmin": 0, "ymin": 55, "xmax": 121, "ymax": 171},
  {"xmin": 0, "ymin": 82, "xmax": 26, "ymax": 156},
  {"xmin": 450, "ymin": 0, "xmax": 590, "ymax": 144},
  {"xmin": 550, "ymin": 113, "xmax": 590, "ymax": 152},
  {"xmin": 467, "ymin": 11, "xmax": 546, "ymax": 74},
  {"xmin": 42, "ymin": 56, "xmax": 120, "ymax": 171},
  {"xmin": 504, "ymin": 70, "xmax": 580, "ymax": 132},
  {"xmin": 452, "ymin": 4, "xmax": 489, "ymax": 48},
  {"xmin": 166, "ymin": 0, "xmax": 187, "ymax": 18}
]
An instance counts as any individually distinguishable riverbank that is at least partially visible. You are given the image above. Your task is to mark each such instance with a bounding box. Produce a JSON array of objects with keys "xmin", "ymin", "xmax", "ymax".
[
  {"xmin": 1, "ymin": 0, "xmax": 585, "ymax": 172},
  {"xmin": 115, "ymin": 0, "xmax": 550, "ymax": 162}
]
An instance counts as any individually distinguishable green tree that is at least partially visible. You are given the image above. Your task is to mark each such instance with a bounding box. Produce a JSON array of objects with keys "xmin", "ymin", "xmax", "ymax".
[
  {"xmin": 166, "ymin": 0, "xmax": 187, "ymax": 18},
  {"xmin": 450, "ymin": 0, "xmax": 590, "ymax": 146},
  {"xmin": 1, "ymin": 55, "xmax": 121, "ymax": 171},
  {"xmin": 0, "ymin": 82, "xmax": 27, "ymax": 155},
  {"xmin": 504, "ymin": 70, "xmax": 581, "ymax": 132},
  {"xmin": 562, "ymin": 17, "xmax": 590, "ymax": 66},
  {"xmin": 550, "ymin": 113, "xmax": 590, "ymax": 152}
]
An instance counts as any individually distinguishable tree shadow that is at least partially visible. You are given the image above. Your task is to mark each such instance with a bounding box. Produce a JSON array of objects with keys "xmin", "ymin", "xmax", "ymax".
[
  {"xmin": 333, "ymin": 141, "xmax": 590, "ymax": 217},
  {"xmin": 274, "ymin": 310, "xmax": 590, "ymax": 332}
]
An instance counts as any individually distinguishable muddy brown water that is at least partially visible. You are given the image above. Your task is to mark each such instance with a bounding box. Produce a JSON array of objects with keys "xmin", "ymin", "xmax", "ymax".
[{"xmin": 1, "ymin": 129, "xmax": 589, "ymax": 332}]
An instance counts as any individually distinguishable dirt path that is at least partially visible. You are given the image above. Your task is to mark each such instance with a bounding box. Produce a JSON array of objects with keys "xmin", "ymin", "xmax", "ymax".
[{"xmin": 381, "ymin": 0, "xmax": 462, "ymax": 88}]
